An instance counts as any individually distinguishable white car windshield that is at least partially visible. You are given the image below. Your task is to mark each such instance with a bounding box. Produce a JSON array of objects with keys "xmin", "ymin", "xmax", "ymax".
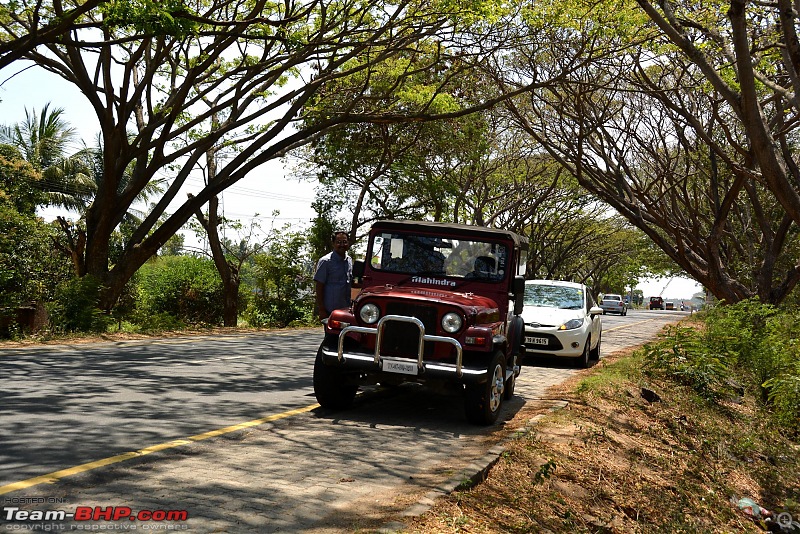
[{"xmin": 524, "ymin": 284, "xmax": 584, "ymax": 310}]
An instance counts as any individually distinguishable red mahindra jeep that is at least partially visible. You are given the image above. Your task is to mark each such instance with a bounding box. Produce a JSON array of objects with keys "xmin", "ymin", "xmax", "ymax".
[{"xmin": 314, "ymin": 220, "xmax": 529, "ymax": 425}]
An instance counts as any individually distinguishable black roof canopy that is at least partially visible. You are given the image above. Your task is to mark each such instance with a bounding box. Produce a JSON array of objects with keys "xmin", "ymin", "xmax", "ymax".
[{"xmin": 371, "ymin": 220, "xmax": 529, "ymax": 251}]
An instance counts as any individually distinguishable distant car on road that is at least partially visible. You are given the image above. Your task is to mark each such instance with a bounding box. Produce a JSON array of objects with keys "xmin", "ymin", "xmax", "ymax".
[
  {"xmin": 649, "ymin": 296, "xmax": 664, "ymax": 310},
  {"xmin": 600, "ymin": 294, "xmax": 627, "ymax": 315},
  {"xmin": 665, "ymin": 301, "xmax": 675, "ymax": 310}
]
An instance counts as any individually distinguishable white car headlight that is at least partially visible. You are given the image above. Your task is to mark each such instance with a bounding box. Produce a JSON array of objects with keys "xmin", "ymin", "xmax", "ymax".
[
  {"xmin": 359, "ymin": 303, "xmax": 380, "ymax": 324},
  {"xmin": 441, "ymin": 312, "xmax": 463, "ymax": 333},
  {"xmin": 559, "ymin": 318, "xmax": 584, "ymax": 331}
]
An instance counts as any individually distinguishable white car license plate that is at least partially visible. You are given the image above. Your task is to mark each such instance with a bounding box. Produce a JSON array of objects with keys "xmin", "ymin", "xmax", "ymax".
[
  {"xmin": 382, "ymin": 358, "xmax": 419, "ymax": 375},
  {"xmin": 525, "ymin": 336, "xmax": 548, "ymax": 346}
]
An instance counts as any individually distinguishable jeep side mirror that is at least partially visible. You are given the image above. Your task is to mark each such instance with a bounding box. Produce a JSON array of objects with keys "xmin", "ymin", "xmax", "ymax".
[
  {"xmin": 513, "ymin": 275, "xmax": 525, "ymax": 315},
  {"xmin": 352, "ymin": 260, "xmax": 365, "ymax": 286},
  {"xmin": 353, "ymin": 260, "xmax": 364, "ymax": 278}
]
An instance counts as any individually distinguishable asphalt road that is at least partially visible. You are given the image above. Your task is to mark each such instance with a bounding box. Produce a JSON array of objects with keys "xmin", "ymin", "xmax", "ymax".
[{"xmin": 0, "ymin": 309, "xmax": 686, "ymax": 532}]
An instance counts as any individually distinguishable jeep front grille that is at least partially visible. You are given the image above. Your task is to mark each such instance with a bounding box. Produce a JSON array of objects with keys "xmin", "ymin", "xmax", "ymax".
[{"xmin": 382, "ymin": 303, "xmax": 437, "ymax": 357}]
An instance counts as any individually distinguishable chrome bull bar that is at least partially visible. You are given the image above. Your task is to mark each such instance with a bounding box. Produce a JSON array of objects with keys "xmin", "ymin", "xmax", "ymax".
[{"xmin": 337, "ymin": 315, "xmax": 464, "ymax": 376}]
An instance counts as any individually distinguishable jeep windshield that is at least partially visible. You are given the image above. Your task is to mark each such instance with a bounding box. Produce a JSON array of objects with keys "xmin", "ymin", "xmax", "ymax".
[{"xmin": 368, "ymin": 231, "xmax": 509, "ymax": 282}]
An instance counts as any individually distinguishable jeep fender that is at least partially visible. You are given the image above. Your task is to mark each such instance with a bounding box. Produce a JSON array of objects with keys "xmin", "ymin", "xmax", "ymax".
[
  {"xmin": 507, "ymin": 315, "xmax": 525, "ymax": 358},
  {"xmin": 492, "ymin": 316, "xmax": 524, "ymax": 360}
]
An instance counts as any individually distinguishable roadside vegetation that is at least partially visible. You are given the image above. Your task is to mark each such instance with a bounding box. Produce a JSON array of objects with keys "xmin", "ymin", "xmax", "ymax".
[
  {"xmin": 0, "ymin": 105, "xmax": 668, "ymax": 340},
  {"xmin": 409, "ymin": 306, "xmax": 800, "ymax": 533},
  {"xmin": 6, "ymin": 0, "xmax": 800, "ymax": 336}
]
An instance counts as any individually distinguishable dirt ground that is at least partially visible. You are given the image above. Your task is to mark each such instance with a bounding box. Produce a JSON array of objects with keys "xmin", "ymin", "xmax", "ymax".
[{"xmin": 405, "ymin": 349, "xmax": 800, "ymax": 533}]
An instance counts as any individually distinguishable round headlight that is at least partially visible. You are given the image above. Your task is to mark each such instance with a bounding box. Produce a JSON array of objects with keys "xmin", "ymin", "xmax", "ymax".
[
  {"xmin": 559, "ymin": 318, "xmax": 584, "ymax": 331},
  {"xmin": 441, "ymin": 312, "xmax": 463, "ymax": 333},
  {"xmin": 359, "ymin": 303, "xmax": 380, "ymax": 324}
]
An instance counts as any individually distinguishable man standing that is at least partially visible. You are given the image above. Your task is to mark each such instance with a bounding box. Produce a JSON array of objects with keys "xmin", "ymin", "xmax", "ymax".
[{"xmin": 314, "ymin": 231, "xmax": 353, "ymax": 321}]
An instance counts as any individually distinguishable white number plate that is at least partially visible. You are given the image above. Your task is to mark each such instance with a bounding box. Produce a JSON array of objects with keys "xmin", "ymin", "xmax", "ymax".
[
  {"xmin": 381, "ymin": 358, "xmax": 419, "ymax": 375},
  {"xmin": 525, "ymin": 336, "xmax": 548, "ymax": 346}
]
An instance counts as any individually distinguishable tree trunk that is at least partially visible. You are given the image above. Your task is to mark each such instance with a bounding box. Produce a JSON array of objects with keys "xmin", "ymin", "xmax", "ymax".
[{"xmin": 193, "ymin": 194, "xmax": 240, "ymax": 327}]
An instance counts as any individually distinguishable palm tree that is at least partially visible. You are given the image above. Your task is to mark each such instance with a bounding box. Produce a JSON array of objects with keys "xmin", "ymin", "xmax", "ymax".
[
  {"xmin": 1, "ymin": 102, "xmax": 75, "ymax": 168},
  {"xmin": 0, "ymin": 102, "xmax": 96, "ymax": 209},
  {"xmin": 2, "ymin": 105, "xmax": 164, "ymax": 278}
]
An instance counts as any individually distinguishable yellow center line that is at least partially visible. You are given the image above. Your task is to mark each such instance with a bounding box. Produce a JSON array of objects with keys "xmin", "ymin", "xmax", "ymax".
[
  {"xmin": 0, "ymin": 403, "xmax": 320, "ymax": 496},
  {"xmin": 605, "ymin": 318, "xmax": 655, "ymax": 332}
]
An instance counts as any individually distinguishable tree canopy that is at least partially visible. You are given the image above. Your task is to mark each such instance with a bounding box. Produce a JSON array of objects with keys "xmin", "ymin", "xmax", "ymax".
[
  {"xmin": 5, "ymin": 0, "xmax": 541, "ymax": 309},
  {"xmin": 7, "ymin": 0, "xmax": 800, "ymax": 308}
]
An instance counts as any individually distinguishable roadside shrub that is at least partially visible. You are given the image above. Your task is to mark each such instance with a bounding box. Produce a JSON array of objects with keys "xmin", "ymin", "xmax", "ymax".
[
  {"xmin": 47, "ymin": 275, "xmax": 112, "ymax": 333},
  {"xmin": 704, "ymin": 299, "xmax": 779, "ymax": 374},
  {"xmin": 0, "ymin": 206, "xmax": 72, "ymax": 337},
  {"xmin": 643, "ymin": 324, "xmax": 729, "ymax": 400},
  {"xmin": 704, "ymin": 300, "xmax": 798, "ymax": 411},
  {"xmin": 244, "ymin": 233, "xmax": 315, "ymax": 328},
  {"xmin": 133, "ymin": 311, "xmax": 186, "ymax": 333},
  {"xmin": 764, "ymin": 366, "xmax": 800, "ymax": 432},
  {"xmin": 645, "ymin": 299, "xmax": 800, "ymax": 435},
  {"xmin": 135, "ymin": 255, "xmax": 224, "ymax": 326}
]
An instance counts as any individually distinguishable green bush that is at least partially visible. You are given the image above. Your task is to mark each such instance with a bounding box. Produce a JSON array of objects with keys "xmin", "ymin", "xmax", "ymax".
[
  {"xmin": 642, "ymin": 324, "xmax": 729, "ymax": 400},
  {"xmin": 704, "ymin": 300, "xmax": 797, "ymax": 410},
  {"xmin": 135, "ymin": 255, "xmax": 224, "ymax": 326},
  {"xmin": 0, "ymin": 206, "xmax": 71, "ymax": 309},
  {"xmin": 133, "ymin": 311, "xmax": 186, "ymax": 332},
  {"xmin": 244, "ymin": 233, "xmax": 315, "ymax": 328},
  {"xmin": 47, "ymin": 275, "xmax": 112, "ymax": 333},
  {"xmin": 645, "ymin": 299, "xmax": 800, "ymax": 434}
]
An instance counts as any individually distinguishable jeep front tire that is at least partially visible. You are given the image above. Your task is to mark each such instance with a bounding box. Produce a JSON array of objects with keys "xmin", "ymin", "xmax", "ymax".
[
  {"xmin": 313, "ymin": 346, "xmax": 358, "ymax": 409},
  {"xmin": 464, "ymin": 351, "xmax": 505, "ymax": 425}
]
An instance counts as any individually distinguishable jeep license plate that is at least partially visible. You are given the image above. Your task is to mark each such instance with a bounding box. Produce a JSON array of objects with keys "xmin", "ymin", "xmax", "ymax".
[
  {"xmin": 381, "ymin": 358, "xmax": 419, "ymax": 375},
  {"xmin": 525, "ymin": 336, "xmax": 548, "ymax": 346}
]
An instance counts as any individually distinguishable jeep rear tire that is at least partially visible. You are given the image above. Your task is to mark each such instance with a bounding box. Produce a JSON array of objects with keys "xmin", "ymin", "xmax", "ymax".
[
  {"xmin": 464, "ymin": 351, "xmax": 505, "ymax": 425},
  {"xmin": 504, "ymin": 353, "xmax": 516, "ymax": 400},
  {"xmin": 313, "ymin": 346, "xmax": 358, "ymax": 410}
]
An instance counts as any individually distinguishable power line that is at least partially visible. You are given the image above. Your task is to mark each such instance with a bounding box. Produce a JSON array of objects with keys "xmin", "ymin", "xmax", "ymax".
[{"xmin": 184, "ymin": 177, "xmax": 313, "ymax": 203}]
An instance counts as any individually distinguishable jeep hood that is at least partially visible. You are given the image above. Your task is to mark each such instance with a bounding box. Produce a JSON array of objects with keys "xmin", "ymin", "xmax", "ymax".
[{"xmin": 358, "ymin": 285, "xmax": 499, "ymax": 313}]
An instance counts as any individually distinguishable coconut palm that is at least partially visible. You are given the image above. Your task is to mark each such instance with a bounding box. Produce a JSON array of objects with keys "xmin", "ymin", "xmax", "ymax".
[
  {"xmin": 0, "ymin": 102, "xmax": 97, "ymax": 210},
  {"xmin": 0, "ymin": 102, "xmax": 75, "ymax": 168}
]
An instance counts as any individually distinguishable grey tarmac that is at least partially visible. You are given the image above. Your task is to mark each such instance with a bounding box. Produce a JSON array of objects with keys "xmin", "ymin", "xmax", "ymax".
[{"xmin": 0, "ymin": 311, "xmax": 682, "ymax": 533}]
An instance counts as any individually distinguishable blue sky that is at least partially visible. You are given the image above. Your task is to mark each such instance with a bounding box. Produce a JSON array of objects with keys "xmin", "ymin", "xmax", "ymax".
[{"xmin": 0, "ymin": 62, "xmax": 318, "ymax": 245}]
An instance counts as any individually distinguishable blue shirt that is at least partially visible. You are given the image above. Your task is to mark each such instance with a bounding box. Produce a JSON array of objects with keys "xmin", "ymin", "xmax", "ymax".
[{"xmin": 314, "ymin": 251, "xmax": 353, "ymax": 312}]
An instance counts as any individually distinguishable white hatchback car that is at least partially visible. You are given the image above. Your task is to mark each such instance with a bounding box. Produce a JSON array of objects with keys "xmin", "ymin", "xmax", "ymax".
[{"xmin": 521, "ymin": 280, "xmax": 603, "ymax": 368}]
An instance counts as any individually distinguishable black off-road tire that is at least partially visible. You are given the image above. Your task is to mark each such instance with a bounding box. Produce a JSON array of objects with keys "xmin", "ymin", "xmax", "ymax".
[
  {"xmin": 464, "ymin": 351, "xmax": 505, "ymax": 425},
  {"xmin": 313, "ymin": 347, "xmax": 357, "ymax": 410},
  {"xmin": 504, "ymin": 353, "xmax": 516, "ymax": 400}
]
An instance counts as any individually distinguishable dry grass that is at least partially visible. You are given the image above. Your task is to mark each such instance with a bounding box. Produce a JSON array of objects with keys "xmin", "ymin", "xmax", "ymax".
[{"xmin": 406, "ymin": 348, "xmax": 800, "ymax": 533}]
